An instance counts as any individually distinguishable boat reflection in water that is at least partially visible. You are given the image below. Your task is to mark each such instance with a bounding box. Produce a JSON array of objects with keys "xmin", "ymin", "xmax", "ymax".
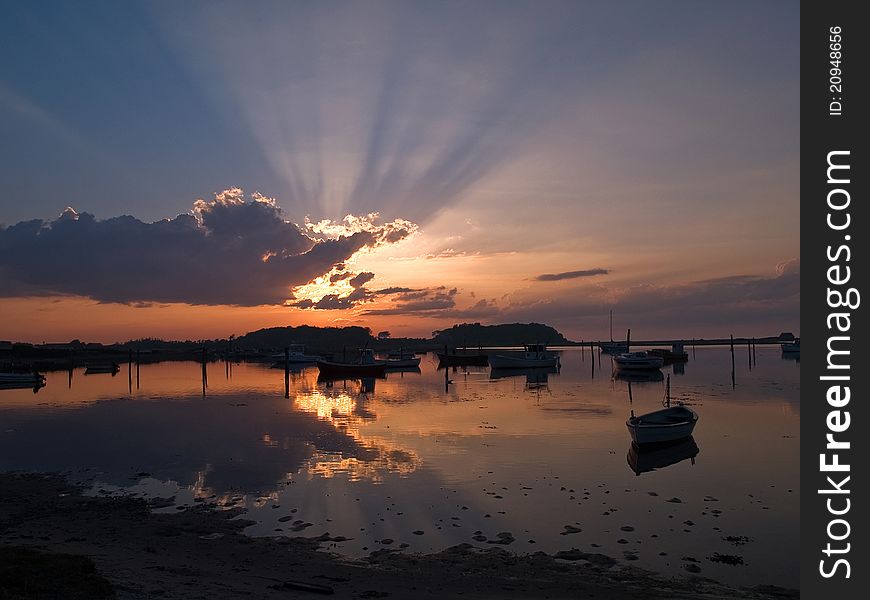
[
  {"xmin": 627, "ymin": 436, "xmax": 700, "ymax": 476},
  {"xmin": 490, "ymin": 366, "xmax": 558, "ymax": 389},
  {"xmin": 613, "ymin": 369, "xmax": 664, "ymax": 384},
  {"xmin": 0, "ymin": 380, "xmax": 46, "ymax": 394}
]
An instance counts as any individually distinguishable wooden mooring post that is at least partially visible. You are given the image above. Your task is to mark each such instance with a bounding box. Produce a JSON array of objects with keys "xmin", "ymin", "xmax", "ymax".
[
  {"xmin": 284, "ymin": 346, "xmax": 290, "ymax": 399},
  {"xmin": 729, "ymin": 335, "xmax": 735, "ymax": 389}
]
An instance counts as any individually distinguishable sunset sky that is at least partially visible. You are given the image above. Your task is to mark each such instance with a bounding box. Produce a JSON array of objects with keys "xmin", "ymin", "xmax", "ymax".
[{"xmin": 0, "ymin": 0, "xmax": 799, "ymax": 343}]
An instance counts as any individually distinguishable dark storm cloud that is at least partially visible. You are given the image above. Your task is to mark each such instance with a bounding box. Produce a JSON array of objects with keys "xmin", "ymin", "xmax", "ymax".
[
  {"xmin": 535, "ymin": 268, "xmax": 609, "ymax": 281},
  {"xmin": 0, "ymin": 189, "xmax": 414, "ymax": 306}
]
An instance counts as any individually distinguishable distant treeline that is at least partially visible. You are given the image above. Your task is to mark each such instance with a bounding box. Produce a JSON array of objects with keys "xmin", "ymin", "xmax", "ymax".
[
  {"xmin": 431, "ymin": 322, "xmax": 571, "ymax": 347},
  {"xmin": 2, "ymin": 322, "xmax": 575, "ymax": 359}
]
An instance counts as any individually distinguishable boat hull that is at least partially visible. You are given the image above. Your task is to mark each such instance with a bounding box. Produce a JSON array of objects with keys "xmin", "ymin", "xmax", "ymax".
[
  {"xmin": 385, "ymin": 357, "xmax": 421, "ymax": 368},
  {"xmin": 626, "ymin": 406, "xmax": 698, "ymax": 444},
  {"xmin": 613, "ymin": 354, "xmax": 664, "ymax": 370},
  {"xmin": 316, "ymin": 361, "xmax": 387, "ymax": 377}
]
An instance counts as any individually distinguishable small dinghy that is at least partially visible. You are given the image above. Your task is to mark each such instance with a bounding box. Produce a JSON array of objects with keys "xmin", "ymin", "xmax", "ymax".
[
  {"xmin": 627, "ymin": 405, "xmax": 698, "ymax": 444},
  {"xmin": 626, "ymin": 374, "xmax": 698, "ymax": 444}
]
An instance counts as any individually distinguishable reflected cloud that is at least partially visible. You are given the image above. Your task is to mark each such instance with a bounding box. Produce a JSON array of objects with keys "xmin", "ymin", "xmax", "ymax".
[{"xmin": 293, "ymin": 382, "xmax": 421, "ymax": 482}]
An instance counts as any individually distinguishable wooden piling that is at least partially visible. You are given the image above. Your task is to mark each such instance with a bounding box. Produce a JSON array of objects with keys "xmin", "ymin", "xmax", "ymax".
[
  {"xmin": 128, "ymin": 349, "xmax": 133, "ymax": 393},
  {"xmin": 730, "ymin": 335, "xmax": 735, "ymax": 389},
  {"xmin": 284, "ymin": 346, "xmax": 290, "ymax": 399},
  {"xmin": 591, "ymin": 344, "xmax": 595, "ymax": 379},
  {"xmin": 201, "ymin": 346, "xmax": 208, "ymax": 396},
  {"xmin": 136, "ymin": 349, "xmax": 140, "ymax": 389}
]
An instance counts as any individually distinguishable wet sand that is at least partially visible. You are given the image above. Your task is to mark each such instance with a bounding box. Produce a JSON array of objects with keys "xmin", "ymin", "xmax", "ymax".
[{"xmin": 0, "ymin": 473, "xmax": 796, "ymax": 599}]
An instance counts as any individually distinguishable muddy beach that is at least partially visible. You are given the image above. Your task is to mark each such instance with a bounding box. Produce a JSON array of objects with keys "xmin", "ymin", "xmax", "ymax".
[{"xmin": 0, "ymin": 473, "xmax": 797, "ymax": 599}]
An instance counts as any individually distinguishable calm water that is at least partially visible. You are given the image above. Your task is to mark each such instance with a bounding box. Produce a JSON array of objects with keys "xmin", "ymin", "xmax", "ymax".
[{"xmin": 0, "ymin": 346, "xmax": 799, "ymax": 587}]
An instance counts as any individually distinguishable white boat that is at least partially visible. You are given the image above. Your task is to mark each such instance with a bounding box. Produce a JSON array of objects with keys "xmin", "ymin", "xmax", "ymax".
[
  {"xmin": 781, "ymin": 339, "xmax": 800, "ymax": 354},
  {"xmin": 613, "ymin": 351, "xmax": 664, "ymax": 370},
  {"xmin": 489, "ymin": 344, "xmax": 559, "ymax": 369},
  {"xmin": 626, "ymin": 405, "xmax": 698, "ymax": 445},
  {"xmin": 0, "ymin": 372, "xmax": 46, "ymax": 385},
  {"xmin": 386, "ymin": 348, "xmax": 417, "ymax": 360}
]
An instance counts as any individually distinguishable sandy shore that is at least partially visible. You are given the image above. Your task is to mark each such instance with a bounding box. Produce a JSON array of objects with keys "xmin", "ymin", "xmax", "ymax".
[{"xmin": 0, "ymin": 473, "xmax": 796, "ymax": 599}]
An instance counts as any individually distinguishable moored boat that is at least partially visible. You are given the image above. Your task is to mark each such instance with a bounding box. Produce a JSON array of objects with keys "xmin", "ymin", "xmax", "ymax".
[
  {"xmin": 613, "ymin": 351, "xmax": 664, "ymax": 371},
  {"xmin": 316, "ymin": 349, "xmax": 387, "ymax": 377},
  {"xmin": 489, "ymin": 344, "xmax": 559, "ymax": 369},
  {"xmin": 626, "ymin": 405, "xmax": 698, "ymax": 444},
  {"xmin": 385, "ymin": 356, "xmax": 422, "ymax": 369},
  {"xmin": 648, "ymin": 343, "xmax": 689, "ymax": 362}
]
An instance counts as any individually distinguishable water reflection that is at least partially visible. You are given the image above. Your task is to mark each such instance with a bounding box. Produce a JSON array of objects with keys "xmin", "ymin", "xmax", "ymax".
[
  {"xmin": 0, "ymin": 346, "xmax": 799, "ymax": 588},
  {"xmin": 627, "ymin": 436, "xmax": 700, "ymax": 476},
  {"xmin": 613, "ymin": 370, "xmax": 664, "ymax": 384},
  {"xmin": 0, "ymin": 381, "xmax": 45, "ymax": 393},
  {"xmin": 293, "ymin": 382, "xmax": 421, "ymax": 481},
  {"xmin": 490, "ymin": 366, "xmax": 558, "ymax": 390}
]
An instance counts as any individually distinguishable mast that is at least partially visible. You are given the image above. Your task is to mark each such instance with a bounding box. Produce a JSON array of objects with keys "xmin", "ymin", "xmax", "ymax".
[{"xmin": 609, "ymin": 310, "xmax": 613, "ymax": 342}]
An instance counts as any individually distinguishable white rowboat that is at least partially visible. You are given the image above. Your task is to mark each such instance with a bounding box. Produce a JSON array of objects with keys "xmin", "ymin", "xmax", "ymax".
[{"xmin": 626, "ymin": 405, "xmax": 698, "ymax": 445}]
